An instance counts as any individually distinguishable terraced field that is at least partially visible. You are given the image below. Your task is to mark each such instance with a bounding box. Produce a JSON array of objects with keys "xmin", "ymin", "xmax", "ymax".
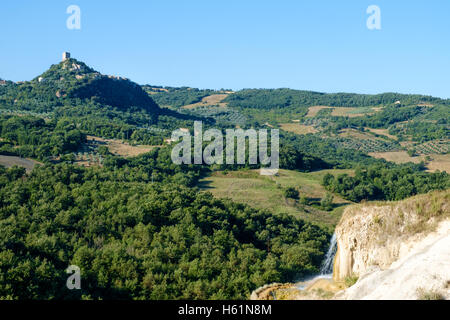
[
  {"xmin": 415, "ymin": 140, "xmax": 449, "ymax": 155},
  {"xmin": 332, "ymin": 137, "xmax": 399, "ymax": 153}
]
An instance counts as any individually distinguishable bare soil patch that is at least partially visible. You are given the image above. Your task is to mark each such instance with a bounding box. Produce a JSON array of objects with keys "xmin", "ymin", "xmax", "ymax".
[
  {"xmin": 86, "ymin": 136, "xmax": 157, "ymax": 158},
  {"xmin": 0, "ymin": 155, "xmax": 42, "ymax": 172}
]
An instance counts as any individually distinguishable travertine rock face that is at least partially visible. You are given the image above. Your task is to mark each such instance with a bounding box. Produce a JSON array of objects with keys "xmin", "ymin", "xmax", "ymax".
[
  {"xmin": 334, "ymin": 205, "xmax": 407, "ymax": 281},
  {"xmin": 252, "ymin": 190, "xmax": 449, "ymax": 300},
  {"xmin": 333, "ymin": 190, "xmax": 449, "ymax": 300},
  {"xmin": 334, "ymin": 191, "xmax": 449, "ymax": 281},
  {"xmin": 336, "ymin": 223, "xmax": 450, "ymax": 300}
]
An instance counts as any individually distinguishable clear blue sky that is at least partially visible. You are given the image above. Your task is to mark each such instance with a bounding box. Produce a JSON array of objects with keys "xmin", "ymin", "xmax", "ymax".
[{"xmin": 1, "ymin": 0, "xmax": 449, "ymax": 98}]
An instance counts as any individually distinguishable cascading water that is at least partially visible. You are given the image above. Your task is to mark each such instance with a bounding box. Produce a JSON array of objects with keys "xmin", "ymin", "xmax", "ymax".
[
  {"xmin": 319, "ymin": 233, "xmax": 337, "ymax": 275},
  {"xmin": 295, "ymin": 232, "xmax": 337, "ymax": 289},
  {"xmin": 259, "ymin": 233, "xmax": 339, "ymax": 297}
]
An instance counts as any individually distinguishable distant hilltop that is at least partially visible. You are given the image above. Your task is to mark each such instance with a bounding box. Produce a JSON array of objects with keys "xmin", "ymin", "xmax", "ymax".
[{"xmin": 2, "ymin": 53, "xmax": 161, "ymax": 114}]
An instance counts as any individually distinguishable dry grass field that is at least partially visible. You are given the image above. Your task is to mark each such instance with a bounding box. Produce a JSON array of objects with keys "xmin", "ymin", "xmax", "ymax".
[
  {"xmin": 145, "ymin": 87, "xmax": 169, "ymax": 94},
  {"xmin": 369, "ymin": 151, "xmax": 421, "ymax": 164},
  {"xmin": 366, "ymin": 128, "xmax": 398, "ymax": 140},
  {"xmin": 369, "ymin": 151, "xmax": 450, "ymax": 173},
  {"xmin": 339, "ymin": 128, "xmax": 378, "ymax": 140},
  {"xmin": 279, "ymin": 123, "xmax": 318, "ymax": 135},
  {"xmin": 331, "ymin": 107, "xmax": 361, "ymax": 117},
  {"xmin": 425, "ymin": 154, "xmax": 450, "ymax": 172},
  {"xmin": 199, "ymin": 169, "xmax": 353, "ymax": 227},
  {"xmin": 305, "ymin": 106, "xmax": 333, "ymax": 117},
  {"xmin": 331, "ymin": 107, "xmax": 382, "ymax": 117},
  {"xmin": 86, "ymin": 136, "xmax": 157, "ymax": 158},
  {"xmin": 417, "ymin": 103, "xmax": 434, "ymax": 107},
  {"xmin": 182, "ymin": 93, "xmax": 230, "ymax": 109},
  {"xmin": 306, "ymin": 106, "xmax": 382, "ymax": 118}
]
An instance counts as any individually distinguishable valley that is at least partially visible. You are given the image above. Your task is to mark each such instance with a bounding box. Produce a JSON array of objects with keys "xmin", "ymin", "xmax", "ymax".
[{"xmin": 0, "ymin": 55, "xmax": 448, "ymax": 300}]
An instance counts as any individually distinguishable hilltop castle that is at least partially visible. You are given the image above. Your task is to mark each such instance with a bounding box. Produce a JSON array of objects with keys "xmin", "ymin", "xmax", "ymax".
[{"xmin": 62, "ymin": 52, "xmax": 71, "ymax": 62}]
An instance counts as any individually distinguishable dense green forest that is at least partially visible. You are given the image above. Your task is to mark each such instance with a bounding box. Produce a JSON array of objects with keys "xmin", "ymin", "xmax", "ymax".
[
  {"xmin": 223, "ymin": 89, "xmax": 448, "ymax": 110},
  {"xmin": 322, "ymin": 165, "xmax": 449, "ymax": 202},
  {"xmin": 0, "ymin": 162, "xmax": 329, "ymax": 299},
  {"xmin": 0, "ymin": 116, "xmax": 85, "ymax": 160}
]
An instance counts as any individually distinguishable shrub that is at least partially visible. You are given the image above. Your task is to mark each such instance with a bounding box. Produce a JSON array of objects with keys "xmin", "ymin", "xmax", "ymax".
[
  {"xmin": 300, "ymin": 195, "xmax": 309, "ymax": 205},
  {"xmin": 283, "ymin": 187, "xmax": 299, "ymax": 200},
  {"xmin": 320, "ymin": 193, "xmax": 334, "ymax": 211},
  {"xmin": 416, "ymin": 288, "xmax": 445, "ymax": 300},
  {"xmin": 344, "ymin": 274, "xmax": 359, "ymax": 288}
]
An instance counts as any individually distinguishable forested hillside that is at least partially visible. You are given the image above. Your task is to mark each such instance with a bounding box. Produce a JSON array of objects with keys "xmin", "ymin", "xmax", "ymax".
[
  {"xmin": 223, "ymin": 89, "xmax": 448, "ymax": 110},
  {"xmin": 322, "ymin": 164, "xmax": 449, "ymax": 202},
  {"xmin": 1, "ymin": 59, "xmax": 160, "ymax": 114},
  {"xmin": 0, "ymin": 161, "xmax": 329, "ymax": 299},
  {"xmin": 0, "ymin": 57, "xmax": 448, "ymax": 300}
]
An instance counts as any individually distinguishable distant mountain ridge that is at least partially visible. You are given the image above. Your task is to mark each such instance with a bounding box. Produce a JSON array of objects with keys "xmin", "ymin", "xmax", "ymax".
[
  {"xmin": 223, "ymin": 88, "xmax": 450, "ymax": 110},
  {"xmin": 2, "ymin": 56, "xmax": 449, "ymax": 115}
]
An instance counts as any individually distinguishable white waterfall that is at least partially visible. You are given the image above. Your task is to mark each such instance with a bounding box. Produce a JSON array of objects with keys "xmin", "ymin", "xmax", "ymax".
[
  {"xmin": 319, "ymin": 233, "xmax": 337, "ymax": 275},
  {"xmin": 295, "ymin": 233, "xmax": 338, "ymax": 289}
]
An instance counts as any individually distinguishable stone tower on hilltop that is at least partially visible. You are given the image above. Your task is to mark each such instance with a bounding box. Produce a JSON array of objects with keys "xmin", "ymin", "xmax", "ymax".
[{"xmin": 62, "ymin": 52, "xmax": 71, "ymax": 62}]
